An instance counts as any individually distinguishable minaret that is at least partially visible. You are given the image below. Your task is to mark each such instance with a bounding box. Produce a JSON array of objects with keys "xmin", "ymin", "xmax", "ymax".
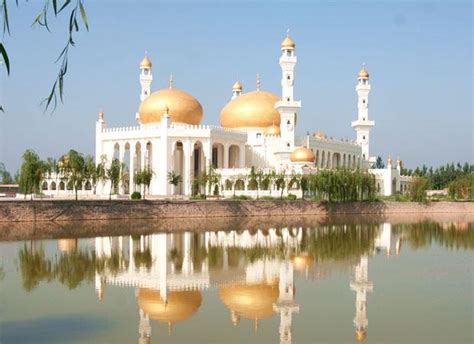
[
  {"xmin": 232, "ymin": 81, "xmax": 242, "ymax": 99},
  {"xmin": 351, "ymin": 65, "xmax": 375, "ymax": 162},
  {"xmin": 139, "ymin": 52, "xmax": 153, "ymax": 102},
  {"xmin": 350, "ymin": 256, "xmax": 373, "ymax": 343},
  {"xmin": 275, "ymin": 31, "xmax": 301, "ymax": 150},
  {"xmin": 273, "ymin": 261, "xmax": 299, "ymax": 344}
]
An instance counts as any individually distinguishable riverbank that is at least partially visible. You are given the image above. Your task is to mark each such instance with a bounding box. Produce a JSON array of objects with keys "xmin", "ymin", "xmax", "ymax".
[{"xmin": 0, "ymin": 199, "xmax": 472, "ymax": 223}]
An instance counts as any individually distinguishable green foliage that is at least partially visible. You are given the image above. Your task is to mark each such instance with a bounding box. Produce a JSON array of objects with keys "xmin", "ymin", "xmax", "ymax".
[
  {"xmin": 59, "ymin": 149, "xmax": 85, "ymax": 200},
  {"xmin": 408, "ymin": 176, "xmax": 429, "ymax": 202},
  {"xmin": 404, "ymin": 162, "xmax": 473, "ymax": 190},
  {"xmin": 287, "ymin": 193, "xmax": 297, "ymax": 200},
  {"xmin": 167, "ymin": 170, "xmax": 182, "ymax": 188},
  {"xmin": 131, "ymin": 191, "xmax": 141, "ymax": 200},
  {"xmin": 0, "ymin": 162, "xmax": 13, "ymax": 184},
  {"xmin": 106, "ymin": 158, "xmax": 123, "ymax": 200},
  {"xmin": 307, "ymin": 169, "xmax": 376, "ymax": 202},
  {"xmin": 374, "ymin": 155, "xmax": 385, "ymax": 169},
  {"xmin": 19, "ymin": 149, "xmax": 47, "ymax": 199},
  {"xmin": 0, "ymin": 0, "xmax": 89, "ymax": 112},
  {"xmin": 134, "ymin": 167, "xmax": 153, "ymax": 199},
  {"xmin": 231, "ymin": 195, "xmax": 251, "ymax": 200},
  {"xmin": 190, "ymin": 193, "xmax": 207, "ymax": 200},
  {"xmin": 448, "ymin": 173, "xmax": 473, "ymax": 200}
]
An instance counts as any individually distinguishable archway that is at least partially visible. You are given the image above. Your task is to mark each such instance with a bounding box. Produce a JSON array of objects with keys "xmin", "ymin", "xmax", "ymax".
[
  {"xmin": 173, "ymin": 141, "xmax": 185, "ymax": 195},
  {"xmin": 192, "ymin": 141, "xmax": 205, "ymax": 195},
  {"xmin": 228, "ymin": 145, "xmax": 240, "ymax": 168},
  {"xmin": 212, "ymin": 143, "xmax": 225, "ymax": 168}
]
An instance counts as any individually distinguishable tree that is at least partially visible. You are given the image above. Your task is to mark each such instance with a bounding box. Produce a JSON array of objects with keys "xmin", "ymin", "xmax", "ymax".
[
  {"xmin": 408, "ymin": 176, "xmax": 429, "ymax": 202},
  {"xmin": 106, "ymin": 158, "xmax": 122, "ymax": 200},
  {"xmin": 0, "ymin": 0, "xmax": 89, "ymax": 112},
  {"xmin": 0, "ymin": 162, "xmax": 13, "ymax": 184},
  {"xmin": 59, "ymin": 150, "xmax": 85, "ymax": 201},
  {"xmin": 96, "ymin": 155, "xmax": 107, "ymax": 194},
  {"xmin": 167, "ymin": 171, "xmax": 182, "ymax": 195},
  {"xmin": 84, "ymin": 155, "xmax": 97, "ymax": 194},
  {"xmin": 135, "ymin": 168, "xmax": 153, "ymax": 199},
  {"xmin": 375, "ymin": 156, "xmax": 385, "ymax": 169},
  {"xmin": 275, "ymin": 170, "xmax": 287, "ymax": 200},
  {"xmin": 18, "ymin": 149, "xmax": 46, "ymax": 199}
]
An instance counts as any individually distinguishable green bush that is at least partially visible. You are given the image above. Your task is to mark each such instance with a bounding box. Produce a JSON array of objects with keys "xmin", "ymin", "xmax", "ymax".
[
  {"xmin": 231, "ymin": 195, "xmax": 252, "ymax": 200},
  {"xmin": 448, "ymin": 173, "xmax": 473, "ymax": 200},
  {"xmin": 191, "ymin": 193, "xmax": 206, "ymax": 200},
  {"xmin": 286, "ymin": 193, "xmax": 297, "ymax": 200},
  {"xmin": 408, "ymin": 176, "xmax": 429, "ymax": 202},
  {"xmin": 131, "ymin": 191, "xmax": 141, "ymax": 200}
]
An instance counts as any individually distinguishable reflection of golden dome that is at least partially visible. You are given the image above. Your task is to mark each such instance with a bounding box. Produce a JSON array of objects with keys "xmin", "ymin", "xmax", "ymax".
[
  {"xmin": 138, "ymin": 338, "xmax": 151, "ymax": 344},
  {"xmin": 290, "ymin": 147, "xmax": 315, "ymax": 163},
  {"xmin": 232, "ymin": 81, "xmax": 242, "ymax": 91},
  {"xmin": 138, "ymin": 88, "xmax": 203, "ymax": 125},
  {"xmin": 57, "ymin": 239, "xmax": 77, "ymax": 253},
  {"xmin": 140, "ymin": 55, "xmax": 152, "ymax": 68},
  {"xmin": 291, "ymin": 255, "xmax": 314, "ymax": 271},
  {"xmin": 356, "ymin": 330, "xmax": 367, "ymax": 342},
  {"xmin": 220, "ymin": 91, "xmax": 280, "ymax": 129},
  {"xmin": 358, "ymin": 67, "xmax": 369, "ymax": 78},
  {"xmin": 281, "ymin": 35, "xmax": 296, "ymax": 49},
  {"xmin": 219, "ymin": 282, "xmax": 279, "ymax": 320},
  {"xmin": 264, "ymin": 124, "xmax": 281, "ymax": 136},
  {"xmin": 138, "ymin": 288, "xmax": 202, "ymax": 324}
]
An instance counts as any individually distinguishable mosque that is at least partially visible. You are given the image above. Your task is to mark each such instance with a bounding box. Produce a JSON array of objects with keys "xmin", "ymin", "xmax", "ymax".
[{"xmin": 41, "ymin": 33, "xmax": 410, "ymax": 198}]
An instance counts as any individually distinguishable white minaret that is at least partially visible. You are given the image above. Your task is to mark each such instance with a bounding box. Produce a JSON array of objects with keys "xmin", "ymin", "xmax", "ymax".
[
  {"xmin": 139, "ymin": 52, "xmax": 153, "ymax": 102},
  {"xmin": 350, "ymin": 255, "xmax": 373, "ymax": 343},
  {"xmin": 273, "ymin": 261, "xmax": 299, "ymax": 344},
  {"xmin": 351, "ymin": 65, "xmax": 375, "ymax": 163},
  {"xmin": 275, "ymin": 31, "xmax": 301, "ymax": 150},
  {"xmin": 231, "ymin": 80, "xmax": 242, "ymax": 99}
]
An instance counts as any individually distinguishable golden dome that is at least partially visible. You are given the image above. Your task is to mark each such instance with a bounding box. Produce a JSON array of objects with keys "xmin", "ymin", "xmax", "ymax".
[
  {"xmin": 57, "ymin": 239, "xmax": 77, "ymax": 253},
  {"xmin": 220, "ymin": 90, "xmax": 280, "ymax": 129},
  {"xmin": 219, "ymin": 282, "xmax": 279, "ymax": 320},
  {"xmin": 140, "ymin": 55, "xmax": 152, "ymax": 69},
  {"xmin": 281, "ymin": 35, "xmax": 296, "ymax": 49},
  {"xmin": 264, "ymin": 124, "xmax": 281, "ymax": 136},
  {"xmin": 358, "ymin": 67, "xmax": 369, "ymax": 78},
  {"xmin": 356, "ymin": 330, "xmax": 367, "ymax": 342},
  {"xmin": 138, "ymin": 288, "xmax": 202, "ymax": 324},
  {"xmin": 290, "ymin": 147, "xmax": 315, "ymax": 163},
  {"xmin": 232, "ymin": 80, "xmax": 242, "ymax": 91},
  {"xmin": 313, "ymin": 132, "xmax": 327, "ymax": 139},
  {"xmin": 138, "ymin": 87, "xmax": 203, "ymax": 125},
  {"xmin": 291, "ymin": 255, "xmax": 314, "ymax": 271}
]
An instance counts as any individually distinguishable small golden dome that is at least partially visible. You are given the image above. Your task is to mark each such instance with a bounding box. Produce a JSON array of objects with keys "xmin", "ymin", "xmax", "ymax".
[
  {"xmin": 313, "ymin": 132, "xmax": 327, "ymax": 139},
  {"xmin": 220, "ymin": 90, "xmax": 280, "ymax": 129},
  {"xmin": 291, "ymin": 255, "xmax": 314, "ymax": 271},
  {"xmin": 387, "ymin": 155, "xmax": 392, "ymax": 165},
  {"xmin": 219, "ymin": 282, "xmax": 279, "ymax": 320},
  {"xmin": 138, "ymin": 88, "xmax": 203, "ymax": 125},
  {"xmin": 290, "ymin": 147, "xmax": 315, "ymax": 163},
  {"xmin": 140, "ymin": 54, "xmax": 152, "ymax": 69},
  {"xmin": 264, "ymin": 124, "xmax": 281, "ymax": 136},
  {"xmin": 281, "ymin": 35, "xmax": 296, "ymax": 49},
  {"xmin": 232, "ymin": 81, "xmax": 242, "ymax": 91},
  {"xmin": 356, "ymin": 330, "xmax": 367, "ymax": 342},
  {"xmin": 57, "ymin": 239, "xmax": 77, "ymax": 253},
  {"xmin": 138, "ymin": 288, "xmax": 202, "ymax": 324},
  {"xmin": 358, "ymin": 67, "xmax": 369, "ymax": 78}
]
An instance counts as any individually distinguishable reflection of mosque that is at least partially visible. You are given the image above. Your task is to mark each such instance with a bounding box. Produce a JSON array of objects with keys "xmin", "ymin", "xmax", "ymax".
[{"xmin": 90, "ymin": 223, "xmax": 401, "ymax": 343}]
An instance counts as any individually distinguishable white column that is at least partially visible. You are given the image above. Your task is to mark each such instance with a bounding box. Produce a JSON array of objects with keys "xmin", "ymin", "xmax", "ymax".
[
  {"xmin": 129, "ymin": 147, "xmax": 135, "ymax": 194},
  {"xmin": 140, "ymin": 143, "xmax": 146, "ymax": 195},
  {"xmin": 183, "ymin": 140, "xmax": 192, "ymax": 196},
  {"xmin": 223, "ymin": 144, "xmax": 229, "ymax": 169}
]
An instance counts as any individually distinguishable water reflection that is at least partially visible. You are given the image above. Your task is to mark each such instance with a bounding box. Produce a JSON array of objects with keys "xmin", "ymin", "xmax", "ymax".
[{"xmin": 16, "ymin": 221, "xmax": 473, "ymax": 343}]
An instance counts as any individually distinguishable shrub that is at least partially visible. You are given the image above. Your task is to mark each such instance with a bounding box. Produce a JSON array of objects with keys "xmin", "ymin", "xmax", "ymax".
[
  {"xmin": 408, "ymin": 176, "xmax": 429, "ymax": 202},
  {"xmin": 286, "ymin": 193, "xmax": 297, "ymax": 200},
  {"xmin": 231, "ymin": 195, "xmax": 252, "ymax": 200},
  {"xmin": 448, "ymin": 173, "xmax": 473, "ymax": 200},
  {"xmin": 131, "ymin": 191, "xmax": 141, "ymax": 200},
  {"xmin": 191, "ymin": 193, "xmax": 206, "ymax": 200}
]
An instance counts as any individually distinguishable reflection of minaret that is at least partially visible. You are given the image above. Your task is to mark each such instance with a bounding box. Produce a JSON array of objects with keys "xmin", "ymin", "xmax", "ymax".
[
  {"xmin": 350, "ymin": 256, "xmax": 373, "ymax": 342},
  {"xmin": 273, "ymin": 261, "xmax": 299, "ymax": 344},
  {"xmin": 138, "ymin": 308, "xmax": 151, "ymax": 344},
  {"xmin": 375, "ymin": 223, "xmax": 393, "ymax": 256}
]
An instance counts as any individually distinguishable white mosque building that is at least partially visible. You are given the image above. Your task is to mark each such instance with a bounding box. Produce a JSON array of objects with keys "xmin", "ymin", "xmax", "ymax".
[{"xmin": 42, "ymin": 33, "xmax": 410, "ymax": 198}]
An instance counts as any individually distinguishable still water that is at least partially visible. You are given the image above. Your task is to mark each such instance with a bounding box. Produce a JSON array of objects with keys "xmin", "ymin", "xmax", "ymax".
[{"xmin": 1, "ymin": 218, "xmax": 473, "ymax": 344}]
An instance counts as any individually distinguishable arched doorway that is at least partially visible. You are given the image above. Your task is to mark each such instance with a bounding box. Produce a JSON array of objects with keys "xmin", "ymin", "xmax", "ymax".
[
  {"xmin": 228, "ymin": 145, "xmax": 240, "ymax": 168},
  {"xmin": 173, "ymin": 141, "xmax": 185, "ymax": 195}
]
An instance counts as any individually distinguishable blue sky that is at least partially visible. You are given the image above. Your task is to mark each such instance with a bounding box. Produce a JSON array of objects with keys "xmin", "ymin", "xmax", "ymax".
[{"xmin": 0, "ymin": 0, "xmax": 472, "ymax": 173}]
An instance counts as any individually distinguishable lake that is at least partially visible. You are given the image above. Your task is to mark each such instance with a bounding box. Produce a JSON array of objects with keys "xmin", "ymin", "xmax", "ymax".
[{"xmin": 1, "ymin": 217, "xmax": 473, "ymax": 343}]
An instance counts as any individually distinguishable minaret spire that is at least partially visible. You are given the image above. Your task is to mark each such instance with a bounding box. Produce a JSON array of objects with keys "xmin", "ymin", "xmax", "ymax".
[
  {"xmin": 139, "ymin": 52, "xmax": 153, "ymax": 102},
  {"xmin": 256, "ymin": 74, "xmax": 261, "ymax": 91},
  {"xmin": 351, "ymin": 64, "xmax": 374, "ymax": 164},
  {"xmin": 169, "ymin": 74, "xmax": 174, "ymax": 88}
]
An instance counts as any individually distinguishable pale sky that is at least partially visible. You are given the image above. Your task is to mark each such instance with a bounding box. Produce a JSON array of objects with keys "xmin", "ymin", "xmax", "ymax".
[{"xmin": 0, "ymin": 0, "xmax": 472, "ymax": 174}]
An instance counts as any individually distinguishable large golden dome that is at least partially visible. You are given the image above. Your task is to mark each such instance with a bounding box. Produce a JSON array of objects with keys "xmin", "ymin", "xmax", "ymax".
[
  {"xmin": 138, "ymin": 87, "xmax": 203, "ymax": 125},
  {"xmin": 220, "ymin": 91, "xmax": 280, "ymax": 129},
  {"xmin": 290, "ymin": 147, "xmax": 315, "ymax": 163},
  {"xmin": 219, "ymin": 282, "xmax": 279, "ymax": 320},
  {"xmin": 138, "ymin": 288, "xmax": 202, "ymax": 323},
  {"xmin": 264, "ymin": 124, "xmax": 281, "ymax": 136}
]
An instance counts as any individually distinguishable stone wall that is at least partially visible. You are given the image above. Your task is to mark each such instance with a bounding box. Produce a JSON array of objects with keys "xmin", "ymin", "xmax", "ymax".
[{"xmin": 0, "ymin": 200, "xmax": 473, "ymax": 223}]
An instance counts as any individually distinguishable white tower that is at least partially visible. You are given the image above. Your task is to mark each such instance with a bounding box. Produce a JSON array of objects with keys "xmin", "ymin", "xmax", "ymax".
[
  {"xmin": 275, "ymin": 31, "xmax": 301, "ymax": 150},
  {"xmin": 139, "ymin": 53, "xmax": 153, "ymax": 102},
  {"xmin": 351, "ymin": 66, "xmax": 375, "ymax": 163},
  {"xmin": 350, "ymin": 255, "xmax": 373, "ymax": 343},
  {"xmin": 273, "ymin": 261, "xmax": 299, "ymax": 344}
]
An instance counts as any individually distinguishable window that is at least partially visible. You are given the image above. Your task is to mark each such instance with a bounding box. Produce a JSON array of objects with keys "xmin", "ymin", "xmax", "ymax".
[
  {"xmin": 256, "ymin": 133, "xmax": 261, "ymax": 139},
  {"xmin": 363, "ymin": 99, "xmax": 366, "ymax": 104},
  {"xmin": 287, "ymin": 97, "xmax": 290, "ymax": 101},
  {"xmin": 287, "ymin": 143, "xmax": 290, "ymax": 147},
  {"xmin": 287, "ymin": 120, "xmax": 290, "ymax": 125},
  {"xmin": 363, "ymin": 135, "xmax": 366, "ymax": 140},
  {"xmin": 287, "ymin": 75, "xmax": 291, "ymax": 80}
]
